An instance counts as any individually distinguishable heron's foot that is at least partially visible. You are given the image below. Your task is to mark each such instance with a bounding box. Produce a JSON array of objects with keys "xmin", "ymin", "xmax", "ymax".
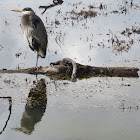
[
  {"xmin": 36, "ymin": 67, "xmax": 39, "ymax": 71},
  {"xmin": 35, "ymin": 66, "xmax": 42, "ymax": 71},
  {"xmin": 28, "ymin": 67, "xmax": 38, "ymax": 74}
]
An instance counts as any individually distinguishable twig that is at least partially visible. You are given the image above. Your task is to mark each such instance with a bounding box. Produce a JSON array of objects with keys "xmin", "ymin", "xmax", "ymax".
[
  {"xmin": 118, "ymin": 99, "xmax": 125, "ymax": 112},
  {"xmin": 0, "ymin": 97, "xmax": 12, "ymax": 134},
  {"xmin": 39, "ymin": 0, "xmax": 63, "ymax": 14}
]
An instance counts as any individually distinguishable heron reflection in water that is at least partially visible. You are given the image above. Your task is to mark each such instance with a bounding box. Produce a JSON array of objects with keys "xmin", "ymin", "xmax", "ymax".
[
  {"xmin": 14, "ymin": 79, "xmax": 47, "ymax": 134},
  {"xmin": 11, "ymin": 7, "xmax": 48, "ymax": 68}
]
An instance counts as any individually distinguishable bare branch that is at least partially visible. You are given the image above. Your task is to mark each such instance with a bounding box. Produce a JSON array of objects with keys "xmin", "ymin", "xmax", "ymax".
[{"xmin": 0, "ymin": 97, "xmax": 12, "ymax": 134}]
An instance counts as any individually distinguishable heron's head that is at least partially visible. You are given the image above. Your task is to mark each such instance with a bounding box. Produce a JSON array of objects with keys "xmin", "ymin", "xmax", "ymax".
[{"xmin": 10, "ymin": 7, "xmax": 35, "ymax": 15}]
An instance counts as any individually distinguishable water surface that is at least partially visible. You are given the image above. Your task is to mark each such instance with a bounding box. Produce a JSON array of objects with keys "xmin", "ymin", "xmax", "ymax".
[{"xmin": 0, "ymin": 0, "xmax": 140, "ymax": 140}]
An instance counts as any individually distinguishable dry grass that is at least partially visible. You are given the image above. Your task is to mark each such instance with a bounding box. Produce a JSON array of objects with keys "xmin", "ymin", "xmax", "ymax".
[{"xmin": 70, "ymin": 10, "xmax": 97, "ymax": 19}]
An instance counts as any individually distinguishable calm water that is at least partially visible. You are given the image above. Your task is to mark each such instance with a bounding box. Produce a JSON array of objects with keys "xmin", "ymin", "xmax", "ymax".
[{"xmin": 0, "ymin": 0, "xmax": 140, "ymax": 140}]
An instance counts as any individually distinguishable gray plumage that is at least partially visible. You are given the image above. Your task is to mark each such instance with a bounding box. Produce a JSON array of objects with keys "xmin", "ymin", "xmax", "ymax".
[{"xmin": 21, "ymin": 8, "xmax": 48, "ymax": 58}]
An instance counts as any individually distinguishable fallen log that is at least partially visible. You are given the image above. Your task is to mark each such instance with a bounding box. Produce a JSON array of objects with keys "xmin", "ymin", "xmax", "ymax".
[{"xmin": 0, "ymin": 58, "xmax": 139, "ymax": 81}]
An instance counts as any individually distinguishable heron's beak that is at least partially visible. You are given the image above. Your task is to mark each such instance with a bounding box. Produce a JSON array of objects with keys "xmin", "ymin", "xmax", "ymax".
[{"xmin": 10, "ymin": 9, "xmax": 22, "ymax": 13}]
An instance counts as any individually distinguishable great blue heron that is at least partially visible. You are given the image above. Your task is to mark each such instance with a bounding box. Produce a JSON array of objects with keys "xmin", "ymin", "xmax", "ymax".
[{"xmin": 10, "ymin": 7, "xmax": 48, "ymax": 68}]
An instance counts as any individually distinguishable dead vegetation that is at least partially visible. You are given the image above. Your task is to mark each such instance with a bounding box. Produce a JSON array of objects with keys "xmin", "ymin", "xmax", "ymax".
[
  {"xmin": 88, "ymin": 3, "xmax": 107, "ymax": 10},
  {"xmin": 97, "ymin": 31, "xmax": 134, "ymax": 54},
  {"xmin": 121, "ymin": 26, "xmax": 140, "ymax": 37},
  {"xmin": 109, "ymin": 35, "xmax": 134, "ymax": 53},
  {"xmin": 0, "ymin": 45, "xmax": 3, "ymax": 51},
  {"xmin": 69, "ymin": 10, "xmax": 98, "ymax": 19},
  {"xmin": 132, "ymin": 26, "xmax": 140, "ymax": 34}
]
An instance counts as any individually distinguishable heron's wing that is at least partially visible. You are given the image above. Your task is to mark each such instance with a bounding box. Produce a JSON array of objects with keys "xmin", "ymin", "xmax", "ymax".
[
  {"xmin": 31, "ymin": 15, "xmax": 48, "ymax": 58},
  {"xmin": 32, "ymin": 19, "xmax": 40, "ymax": 28}
]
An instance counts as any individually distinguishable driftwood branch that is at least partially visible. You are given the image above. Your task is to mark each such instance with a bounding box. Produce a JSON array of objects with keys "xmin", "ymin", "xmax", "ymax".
[
  {"xmin": 39, "ymin": 0, "xmax": 63, "ymax": 14},
  {"xmin": 0, "ymin": 97, "xmax": 12, "ymax": 134},
  {"xmin": 0, "ymin": 58, "xmax": 139, "ymax": 81}
]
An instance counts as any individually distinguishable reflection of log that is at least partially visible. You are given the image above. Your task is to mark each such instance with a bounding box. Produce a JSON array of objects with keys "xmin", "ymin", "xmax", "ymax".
[{"xmin": 0, "ymin": 58, "xmax": 139, "ymax": 81}]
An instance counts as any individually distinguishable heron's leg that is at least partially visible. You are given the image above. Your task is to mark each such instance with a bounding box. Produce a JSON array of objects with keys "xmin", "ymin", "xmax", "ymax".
[
  {"xmin": 35, "ymin": 74, "xmax": 38, "ymax": 82},
  {"xmin": 36, "ymin": 54, "xmax": 39, "ymax": 68}
]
